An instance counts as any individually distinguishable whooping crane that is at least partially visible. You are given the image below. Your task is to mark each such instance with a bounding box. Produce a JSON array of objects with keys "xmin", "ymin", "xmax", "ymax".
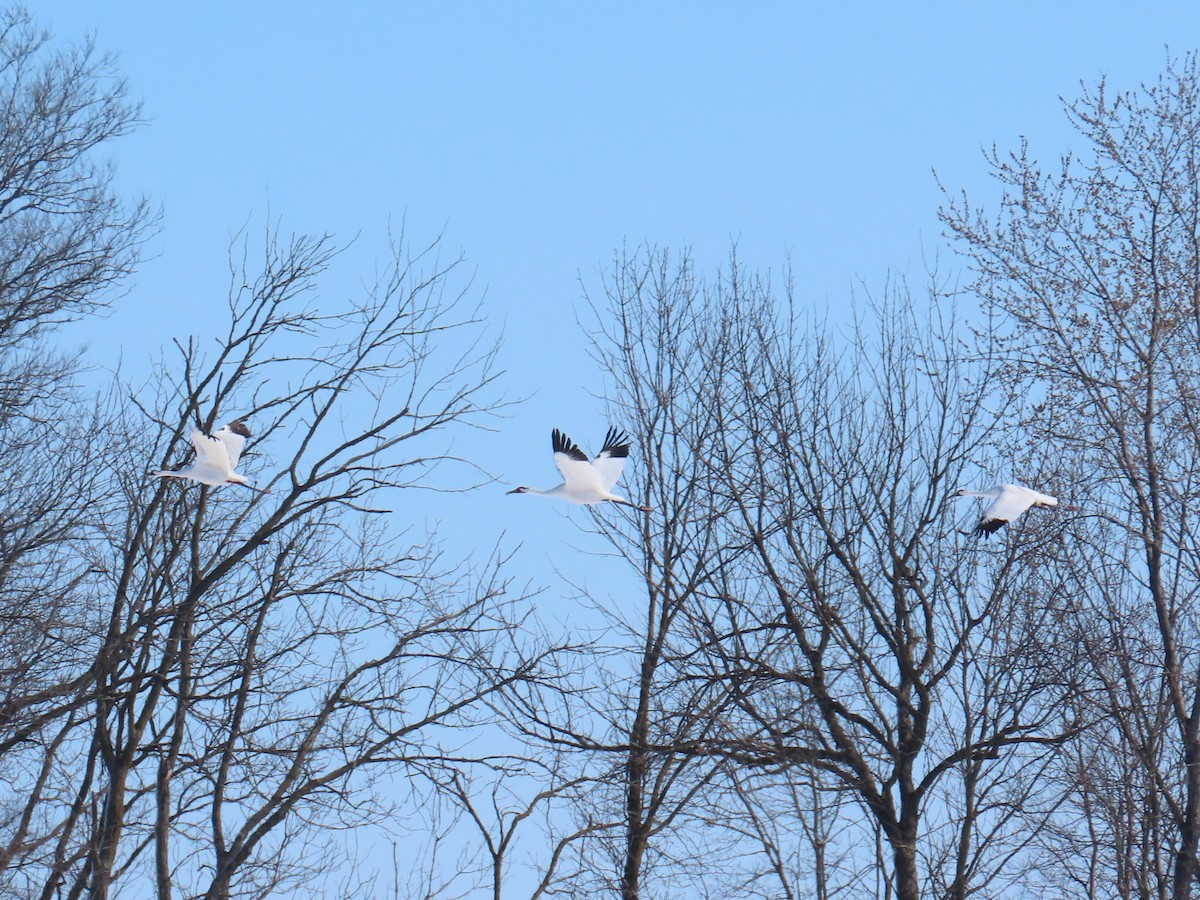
[
  {"xmin": 508, "ymin": 427, "xmax": 651, "ymax": 513},
  {"xmin": 953, "ymin": 483, "xmax": 1075, "ymax": 537},
  {"xmin": 155, "ymin": 420, "xmax": 266, "ymax": 492}
]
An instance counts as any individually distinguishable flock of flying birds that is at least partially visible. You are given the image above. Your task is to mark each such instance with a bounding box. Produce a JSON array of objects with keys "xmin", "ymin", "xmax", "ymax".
[{"xmin": 155, "ymin": 421, "xmax": 1073, "ymax": 537}]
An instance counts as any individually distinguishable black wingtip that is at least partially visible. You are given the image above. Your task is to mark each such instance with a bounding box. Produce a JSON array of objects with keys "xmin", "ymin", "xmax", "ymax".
[
  {"xmin": 973, "ymin": 518, "xmax": 1007, "ymax": 538},
  {"xmin": 598, "ymin": 426, "xmax": 632, "ymax": 459},
  {"xmin": 227, "ymin": 420, "xmax": 252, "ymax": 438},
  {"xmin": 552, "ymin": 428, "xmax": 589, "ymax": 462}
]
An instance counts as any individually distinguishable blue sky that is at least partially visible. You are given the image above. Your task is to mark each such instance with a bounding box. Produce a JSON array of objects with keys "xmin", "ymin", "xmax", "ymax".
[{"xmin": 34, "ymin": 2, "xmax": 1200, "ymax": 578}]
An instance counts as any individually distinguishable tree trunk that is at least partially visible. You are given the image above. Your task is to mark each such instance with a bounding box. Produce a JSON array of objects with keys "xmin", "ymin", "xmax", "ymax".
[
  {"xmin": 621, "ymin": 692, "xmax": 651, "ymax": 900},
  {"xmin": 1174, "ymin": 736, "xmax": 1200, "ymax": 899},
  {"xmin": 892, "ymin": 822, "xmax": 921, "ymax": 900}
]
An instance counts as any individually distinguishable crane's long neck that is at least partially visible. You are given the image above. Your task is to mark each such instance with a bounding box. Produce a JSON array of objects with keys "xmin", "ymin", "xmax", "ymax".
[{"xmin": 510, "ymin": 484, "xmax": 567, "ymax": 499}]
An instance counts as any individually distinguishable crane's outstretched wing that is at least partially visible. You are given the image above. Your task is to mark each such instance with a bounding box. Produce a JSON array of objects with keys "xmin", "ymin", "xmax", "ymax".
[
  {"xmin": 1023, "ymin": 487, "xmax": 1059, "ymax": 508},
  {"xmin": 189, "ymin": 430, "xmax": 234, "ymax": 481},
  {"xmin": 552, "ymin": 428, "xmax": 603, "ymax": 492},
  {"xmin": 973, "ymin": 510, "xmax": 1009, "ymax": 536},
  {"xmin": 214, "ymin": 420, "xmax": 251, "ymax": 470},
  {"xmin": 976, "ymin": 485, "xmax": 1042, "ymax": 536},
  {"xmin": 592, "ymin": 426, "xmax": 631, "ymax": 491}
]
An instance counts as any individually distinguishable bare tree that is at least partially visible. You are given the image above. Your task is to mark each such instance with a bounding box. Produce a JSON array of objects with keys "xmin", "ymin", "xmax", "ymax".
[
  {"xmin": 0, "ymin": 9, "xmax": 150, "ymax": 891},
  {"xmin": 0, "ymin": 218, "xmax": 559, "ymax": 900},
  {"xmin": 584, "ymin": 247, "xmax": 744, "ymax": 900},
  {"xmin": 501, "ymin": 248, "xmax": 757, "ymax": 900},
  {"xmin": 583, "ymin": 246, "xmax": 1083, "ymax": 898},
  {"xmin": 0, "ymin": 6, "xmax": 149, "ymax": 411},
  {"xmin": 424, "ymin": 748, "xmax": 612, "ymax": 900},
  {"xmin": 941, "ymin": 51, "xmax": 1200, "ymax": 899},
  {"xmin": 0, "ymin": 13, "xmax": 571, "ymax": 899}
]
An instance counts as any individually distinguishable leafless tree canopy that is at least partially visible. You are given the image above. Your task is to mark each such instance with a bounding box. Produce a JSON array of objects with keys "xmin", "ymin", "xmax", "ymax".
[
  {"xmin": 0, "ymin": 11, "xmax": 561, "ymax": 899},
  {"xmin": 941, "ymin": 52, "xmax": 1200, "ymax": 900},
  {"xmin": 569, "ymin": 253, "xmax": 1081, "ymax": 900},
  {"xmin": 0, "ymin": 210, "xmax": 559, "ymax": 899},
  {"xmin": 8, "ymin": 8, "xmax": 1200, "ymax": 900}
]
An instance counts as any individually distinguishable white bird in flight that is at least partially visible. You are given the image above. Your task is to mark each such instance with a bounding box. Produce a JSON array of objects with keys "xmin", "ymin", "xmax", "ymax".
[
  {"xmin": 155, "ymin": 420, "xmax": 265, "ymax": 492},
  {"xmin": 953, "ymin": 483, "xmax": 1075, "ymax": 537},
  {"xmin": 508, "ymin": 427, "xmax": 651, "ymax": 513}
]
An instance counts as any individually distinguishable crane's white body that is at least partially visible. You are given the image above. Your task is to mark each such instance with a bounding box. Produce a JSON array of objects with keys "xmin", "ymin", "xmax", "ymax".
[
  {"xmin": 508, "ymin": 427, "xmax": 650, "ymax": 512},
  {"xmin": 155, "ymin": 421, "xmax": 260, "ymax": 490},
  {"xmin": 954, "ymin": 483, "xmax": 1059, "ymax": 537}
]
